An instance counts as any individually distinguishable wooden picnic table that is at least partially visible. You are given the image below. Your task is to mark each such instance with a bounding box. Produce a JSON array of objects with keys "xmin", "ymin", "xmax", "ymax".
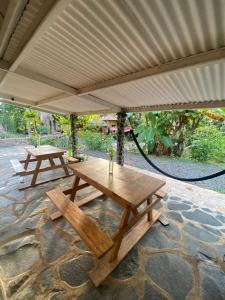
[
  {"xmin": 11, "ymin": 145, "xmax": 73, "ymax": 190},
  {"xmin": 47, "ymin": 158, "xmax": 166, "ymax": 287}
]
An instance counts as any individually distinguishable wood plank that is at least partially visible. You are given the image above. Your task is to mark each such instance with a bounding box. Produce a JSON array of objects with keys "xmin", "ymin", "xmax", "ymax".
[
  {"xmin": 24, "ymin": 153, "xmax": 31, "ymax": 170},
  {"xmin": 50, "ymin": 190, "xmax": 103, "ymax": 221},
  {"xmin": 47, "ymin": 189, "xmax": 114, "ymax": 258},
  {"xmin": 110, "ymin": 207, "xmax": 130, "ymax": 261},
  {"xmin": 112, "ymin": 197, "xmax": 161, "ymax": 242},
  {"xmin": 77, "ymin": 190, "xmax": 103, "ymax": 207},
  {"xmin": 63, "ymin": 183, "xmax": 90, "ymax": 195},
  {"xmin": 10, "ymin": 159, "xmax": 25, "ymax": 174},
  {"xmin": 155, "ymin": 190, "xmax": 167, "ymax": 199},
  {"xmin": 26, "ymin": 145, "xmax": 66, "ymax": 158},
  {"xmin": 88, "ymin": 209, "xmax": 160, "ymax": 287},
  {"xmin": 20, "ymin": 158, "xmax": 37, "ymax": 163},
  {"xmin": 69, "ymin": 158, "xmax": 165, "ymax": 209},
  {"xmin": 59, "ymin": 155, "xmax": 69, "ymax": 176},
  {"xmin": 17, "ymin": 163, "xmax": 70, "ymax": 176},
  {"xmin": 31, "ymin": 159, "xmax": 42, "ymax": 185},
  {"xmin": 19, "ymin": 173, "xmax": 74, "ymax": 190},
  {"xmin": 63, "ymin": 155, "xmax": 79, "ymax": 163}
]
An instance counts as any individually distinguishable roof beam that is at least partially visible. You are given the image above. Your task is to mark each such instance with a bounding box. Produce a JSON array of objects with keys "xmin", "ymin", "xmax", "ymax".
[
  {"xmin": 10, "ymin": 67, "xmax": 78, "ymax": 95},
  {"xmin": 0, "ymin": 92, "xmax": 69, "ymax": 114},
  {"xmin": 36, "ymin": 104, "xmax": 69, "ymax": 115},
  {"xmin": 0, "ymin": 66, "xmax": 121, "ymax": 111},
  {"xmin": 75, "ymin": 109, "xmax": 116, "ymax": 116},
  {"xmin": 35, "ymin": 93, "xmax": 70, "ymax": 106},
  {"xmin": 82, "ymin": 94, "xmax": 120, "ymax": 112},
  {"xmin": 77, "ymin": 47, "xmax": 225, "ymax": 95},
  {"xmin": 0, "ymin": 65, "xmax": 78, "ymax": 95},
  {"xmin": 125, "ymin": 100, "xmax": 225, "ymax": 113},
  {"xmin": 0, "ymin": 92, "xmax": 34, "ymax": 106}
]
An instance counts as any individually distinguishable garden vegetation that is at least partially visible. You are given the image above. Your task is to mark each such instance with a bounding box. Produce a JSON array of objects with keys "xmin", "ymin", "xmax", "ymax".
[{"xmin": 0, "ymin": 103, "xmax": 224, "ymax": 164}]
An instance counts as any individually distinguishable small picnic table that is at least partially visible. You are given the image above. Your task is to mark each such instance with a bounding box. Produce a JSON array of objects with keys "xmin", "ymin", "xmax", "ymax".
[
  {"xmin": 11, "ymin": 145, "xmax": 72, "ymax": 190},
  {"xmin": 47, "ymin": 158, "xmax": 166, "ymax": 286}
]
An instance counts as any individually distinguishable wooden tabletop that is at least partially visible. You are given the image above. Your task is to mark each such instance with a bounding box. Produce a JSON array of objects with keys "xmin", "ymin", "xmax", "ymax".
[
  {"xmin": 69, "ymin": 158, "xmax": 165, "ymax": 208},
  {"xmin": 25, "ymin": 145, "xmax": 66, "ymax": 158}
]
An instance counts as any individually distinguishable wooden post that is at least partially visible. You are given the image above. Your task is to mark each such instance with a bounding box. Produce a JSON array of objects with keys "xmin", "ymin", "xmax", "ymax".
[
  {"xmin": 117, "ymin": 112, "xmax": 126, "ymax": 166},
  {"xmin": 70, "ymin": 113, "xmax": 78, "ymax": 158}
]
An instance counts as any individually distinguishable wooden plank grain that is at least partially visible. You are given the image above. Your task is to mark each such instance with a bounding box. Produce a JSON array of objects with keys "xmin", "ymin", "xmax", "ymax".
[
  {"xmin": 47, "ymin": 188, "xmax": 114, "ymax": 258},
  {"xmin": 69, "ymin": 158, "xmax": 165, "ymax": 208},
  {"xmin": 88, "ymin": 209, "xmax": 160, "ymax": 287}
]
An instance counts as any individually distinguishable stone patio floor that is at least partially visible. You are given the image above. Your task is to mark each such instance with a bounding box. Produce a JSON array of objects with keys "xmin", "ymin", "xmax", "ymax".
[{"xmin": 0, "ymin": 146, "xmax": 225, "ymax": 300}]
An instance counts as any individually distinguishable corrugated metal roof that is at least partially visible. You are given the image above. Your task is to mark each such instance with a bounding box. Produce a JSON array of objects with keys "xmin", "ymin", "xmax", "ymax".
[
  {"xmin": 19, "ymin": 0, "xmax": 225, "ymax": 89},
  {"xmin": 1, "ymin": 73, "xmax": 61, "ymax": 101},
  {"xmin": 0, "ymin": 0, "xmax": 225, "ymax": 114},
  {"xmin": 48, "ymin": 95, "xmax": 112, "ymax": 112},
  {"xmin": 92, "ymin": 60, "xmax": 225, "ymax": 108},
  {"xmin": 3, "ymin": 0, "xmax": 54, "ymax": 62}
]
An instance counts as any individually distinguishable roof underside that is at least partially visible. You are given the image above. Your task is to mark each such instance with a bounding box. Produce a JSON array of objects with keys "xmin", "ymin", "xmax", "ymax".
[{"xmin": 0, "ymin": 0, "xmax": 225, "ymax": 115}]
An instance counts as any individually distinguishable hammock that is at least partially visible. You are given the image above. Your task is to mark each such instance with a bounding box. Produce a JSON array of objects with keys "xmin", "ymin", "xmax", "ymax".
[{"xmin": 130, "ymin": 130, "xmax": 225, "ymax": 182}]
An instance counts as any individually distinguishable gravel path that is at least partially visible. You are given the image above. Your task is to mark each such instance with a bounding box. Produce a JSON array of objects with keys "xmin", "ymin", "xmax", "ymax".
[{"xmin": 88, "ymin": 150, "xmax": 225, "ymax": 193}]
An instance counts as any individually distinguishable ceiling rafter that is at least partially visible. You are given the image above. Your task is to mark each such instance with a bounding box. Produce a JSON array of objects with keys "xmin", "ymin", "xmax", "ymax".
[
  {"xmin": 0, "ymin": 66, "xmax": 121, "ymax": 111},
  {"xmin": 0, "ymin": 92, "xmax": 70, "ymax": 115},
  {"xmin": 35, "ymin": 93, "xmax": 70, "ymax": 106},
  {"xmin": 77, "ymin": 47, "xmax": 225, "ymax": 96},
  {"xmin": 125, "ymin": 100, "xmax": 225, "ymax": 113}
]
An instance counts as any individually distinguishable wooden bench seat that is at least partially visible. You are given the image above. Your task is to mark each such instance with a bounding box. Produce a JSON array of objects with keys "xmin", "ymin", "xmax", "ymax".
[
  {"xmin": 63, "ymin": 155, "xmax": 79, "ymax": 163},
  {"xmin": 10, "ymin": 159, "xmax": 26, "ymax": 175},
  {"xmin": 154, "ymin": 190, "xmax": 167, "ymax": 199},
  {"xmin": 47, "ymin": 188, "xmax": 114, "ymax": 258}
]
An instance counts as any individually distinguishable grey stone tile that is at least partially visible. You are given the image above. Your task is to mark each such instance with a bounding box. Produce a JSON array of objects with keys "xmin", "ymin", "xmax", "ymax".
[
  {"xmin": 182, "ymin": 209, "xmax": 222, "ymax": 226},
  {"xmin": 144, "ymin": 282, "xmax": 167, "ymax": 300},
  {"xmin": 59, "ymin": 255, "xmax": 94, "ymax": 287},
  {"xmin": 140, "ymin": 224, "xmax": 181, "ymax": 250},
  {"xmin": 111, "ymin": 247, "xmax": 139, "ymax": 280},
  {"xmin": 145, "ymin": 253, "xmax": 194, "ymax": 300},
  {"xmin": 167, "ymin": 201, "xmax": 191, "ymax": 211},
  {"xmin": 0, "ymin": 243, "xmax": 39, "ymax": 278},
  {"xmin": 40, "ymin": 222, "xmax": 70, "ymax": 263},
  {"xmin": 199, "ymin": 263, "xmax": 225, "ymax": 300},
  {"xmin": 78, "ymin": 284, "xmax": 139, "ymax": 300},
  {"xmin": 183, "ymin": 223, "xmax": 220, "ymax": 243}
]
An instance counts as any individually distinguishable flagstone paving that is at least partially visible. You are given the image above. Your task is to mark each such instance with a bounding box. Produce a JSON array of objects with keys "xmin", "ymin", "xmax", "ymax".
[{"xmin": 0, "ymin": 146, "xmax": 224, "ymax": 300}]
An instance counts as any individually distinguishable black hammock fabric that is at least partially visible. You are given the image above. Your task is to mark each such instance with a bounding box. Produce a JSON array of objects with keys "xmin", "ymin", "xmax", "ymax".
[{"xmin": 130, "ymin": 130, "xmax": 225, "ymax": 182}]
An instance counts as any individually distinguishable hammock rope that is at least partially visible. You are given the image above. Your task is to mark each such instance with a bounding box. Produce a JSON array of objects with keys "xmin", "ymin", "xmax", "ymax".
[{"xmin": 130, "ymin": 130, "xmax": 225, "ymax": 182}]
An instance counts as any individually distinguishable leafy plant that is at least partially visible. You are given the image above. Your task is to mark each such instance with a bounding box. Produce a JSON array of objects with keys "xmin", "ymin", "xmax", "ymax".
[
  {"xmin": 190, "ymin": 126, "xmax": 225, "ymax": 162},
  {"xmin": 135, "ymin": 112, "xmax": 173, "ymax": 155},
  {"xmin": 81, "ymin": 130, "xmax": 114, "ymax": 152}
]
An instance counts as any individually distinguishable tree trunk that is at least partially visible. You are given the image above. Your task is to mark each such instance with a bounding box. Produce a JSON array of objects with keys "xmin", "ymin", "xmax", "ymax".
[
  {"xmin": 117, "ymin": 112, "xmax": 126, "ymax": 165},
  {"xmin": 70, "ymin": 114, "xmax": 78, "ymax": 157},
  {"xmin": 49, "ymin": 119, "xmax": 52, "ymax": 134}
]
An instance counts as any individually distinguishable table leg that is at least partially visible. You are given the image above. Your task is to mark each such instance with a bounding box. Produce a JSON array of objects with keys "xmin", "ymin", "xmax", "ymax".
[
  {"xmin": 49, "ymin": 157, "xmax": 56, "ymax": 168},
  {"xmin": 110, "ymin": 207, "xmax": 130, "ymax": 262},
  {"xmin": 31, "ymin": 159, "xmax": 42, "ymax": 185},
  {"xmin": 59, "ymin": 155, "xmax": 69, "ymax": 176},
  {"xmin": 24, "ymin": 153, "xmax": 31, "ymax": 170},
  {"xmin": 147, "ymin": 196, "xmax": 153, "ymax": 222},
  {"xmin": 70, "ymin": 176, "xmax": 80, "ymax": 201}
]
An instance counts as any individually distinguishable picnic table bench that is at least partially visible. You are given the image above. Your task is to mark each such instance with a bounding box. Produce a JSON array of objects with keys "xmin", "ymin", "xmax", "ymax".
[
  {"xmin": 47, "ymin": 158, "xmax": 166, "ymax": 286},
  {"xmin": 11, "ymin": 145, "xmax": 74, "ymax": 190}
]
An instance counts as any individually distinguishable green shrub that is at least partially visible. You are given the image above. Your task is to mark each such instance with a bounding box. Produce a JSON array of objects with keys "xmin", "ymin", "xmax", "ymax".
[
  {"xmin": 30, "ymin": 136, "xmax": 69, "ymax": 148},
  {"xmin": 81, "ymin": 130, "xmax": 114, "ymax": 152},
  {"xmin": 190, "ymin": 126, "xmax": 225, "ymax": 162}
]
